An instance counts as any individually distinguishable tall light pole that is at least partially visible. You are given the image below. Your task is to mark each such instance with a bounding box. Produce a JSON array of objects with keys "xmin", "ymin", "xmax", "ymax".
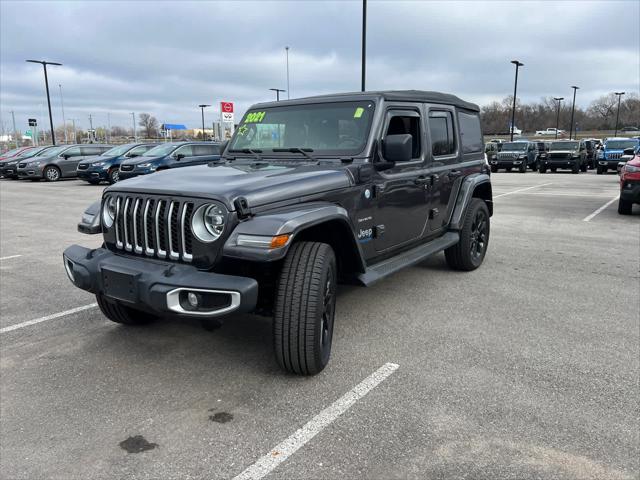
[
  {"xmin": 88, "ymin": 114, "xmax": 94, "ymax": 142},
  {"xmin": 569, "ymin": 85, "xmax": 579, "ymax": 140},
  {"xmin": 269, "ymin": 88, "xmax": 286, "ymax": 101},
  {"xmin": 198, "ymin": 104, "xmax": 211, "ymax": 140},
  {"xmin": 107, "ymin": 113, "xmax": 111, "ymax": 143},
  {"xmin": 285, "ymin": 46, "xmax": 290, "ymax": 100},
  {"xmin": 509, "ymin": 60, "xmax": 524, "ymax": 141},
  {"xmin": 58, "ymin": 84, "xmax": 68, "ymax": 144},
  {"xmin": 131, "ymin": 112, "xmax": 137, "ymax": 142},
  {"xmin": 361, "ymin": 0, "xmax": 367, "ymax": 92},
  {"xmin": 11, "ymin": 111, "xmax": 19, "ymax": 148},
  {"xmin": 614, "ymin": 91, "xmax": 625, "ymax": 137},
  {"xmin": 71, "ymin": 118, "xmax": 78, "ymax": 143},
  {"xmin": 26, "ymin": 59, "xmax": 62, "ymax": 145},
  {"xmin": 553, "ymin": 97, "xmax": 564, "ymax": 139}
]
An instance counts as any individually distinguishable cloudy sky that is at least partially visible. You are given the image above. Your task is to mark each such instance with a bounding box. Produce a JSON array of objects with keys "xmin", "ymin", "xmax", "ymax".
[{"xmin": 1, "ymin": 0, "xmax": 638, "ymax": 132}]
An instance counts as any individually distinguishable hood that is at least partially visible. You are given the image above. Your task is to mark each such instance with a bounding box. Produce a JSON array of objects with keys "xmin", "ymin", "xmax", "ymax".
[
  {"xmin": 121, "ymin": 155, "xmax": 163, "ymax": 165},
  {"xmin": 108, "ymin": 162, "xmax": 353, "ymax": 210},
  {"xmin": 79, "ymin": 154, "xmax": 119, "ymax": 164}
]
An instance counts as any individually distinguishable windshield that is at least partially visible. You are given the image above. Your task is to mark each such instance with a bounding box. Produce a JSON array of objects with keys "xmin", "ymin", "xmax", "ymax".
[
  {"xmin": 605, "ymin": 140, "xmax": 638, "ymax": 150},
  {"xmin": 16, "ymin": 147, "xmax": 44, "ymax": 158},
  {"xmin": 102, "ymin": 144, "xmax": 134, "ymax": 156},
  {"xmin": 37, "ymin": 146, "xmax": 66, "ymax": 157},
  {"xmin": 1, "ymin": 147, "xmax": 24, "ymax": 157},
  {"xmin": 229, "ymin": 101, "xmax": 376, "ymax": 156},
  {"xmin": 550, "ymin": 141, "xmax": 578, "ymax": 150},
  {"xmin": 143, "ymin": 144, "xmax": 179, "ymax": 157},
  {"xmin": 501, "ymin": 142, "xmax": 527, "ymax": 151}
]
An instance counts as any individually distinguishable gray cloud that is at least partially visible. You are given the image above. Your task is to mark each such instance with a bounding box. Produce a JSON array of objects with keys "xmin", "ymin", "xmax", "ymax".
[{"xmin": 1, "ymin": 0, "xmax": 638, "ymax": 132}]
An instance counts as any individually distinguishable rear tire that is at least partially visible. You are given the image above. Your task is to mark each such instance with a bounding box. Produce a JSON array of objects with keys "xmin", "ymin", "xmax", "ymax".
[
  {"xmin": 43, "ymin": 166, "xmax": 61, "ymax": 182},
  {"xmin": 551, "ymin": 167, "xmax": 557, "ymax": 172},
  {"xmin": 273, "ymin": 241, "xmax": 337, "ymax": 375},
  {"xmin": 96, "ymin": 294, "xmax": 157, "ymax": 325},
  {"xmin": 596, "ymin": 166, "xmax": 603, "ymax": 174},
  {"xmin": 580, "ymin": 163, "xmax": 587, "ymax": 172},
  {"xmin": 618, "ymin": 197, "xmax": 633, "ymax": 215},
  {"xmin": 572, "ymin": 163, "xmax": 580, "ymax": 174},
  {"xmin": 445, "ymin": 198, "xmax": 490, "ymax": 271}
]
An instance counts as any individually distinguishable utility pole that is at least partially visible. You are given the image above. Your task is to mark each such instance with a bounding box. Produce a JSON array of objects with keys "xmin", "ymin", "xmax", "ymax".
[
  {"xmin": 614, "ymin": 92, "xmax": 625, "ymax": 137},
  {"xmin": 58, "ymin": 84, "xmax": 67, "ymax": 143},
  {"xmin": 361, "ymin": 0, "xmax": 367, "ymax": 92},
  {"xmin": 569, "ymin": 86, "xmax": 579, "ymax": 140},
  {"xmin": 285, "ymin": 46, "xmax": 290, "ymax": 99},
  {"xmin": 131, "ymin": 112, "xmax": 136, "ymax": 142},
  {"xmin": 198, "ymin": 104, "xmax": 211, "ymax": 140},
  {"xmin": 107, "ymin": 113, "xmax": 111, "ymax": 143},
  {"xmin": 269, "ymin": 88, "xmax": 286, "ymax": 101},
  {"xmin": 510, "ymin": 60, "xmax": 524, "ymax": 141},
  {"xmin": 72, "ymin": 119, "xmax": 77, "ymax": 143},
  {"xmin": 26, "ymin": 59, "xmax": 62, "ymax": 145},
  {"xmin": 11, "ymin": 111, "xmax": 18, "ymax": 148},
  {"xmin": 88, "ymin": 114, "xmax": 94, "ymax": 142},
  {"xmin": 553, "ymin": 97, "xmax": 564, "ymax": 139}
]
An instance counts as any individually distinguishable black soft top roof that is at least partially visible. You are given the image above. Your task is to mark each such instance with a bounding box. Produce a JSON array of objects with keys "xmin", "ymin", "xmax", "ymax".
[{"xmin": 253, "ymin": 90, "xmax": 480, "ymax": 112}]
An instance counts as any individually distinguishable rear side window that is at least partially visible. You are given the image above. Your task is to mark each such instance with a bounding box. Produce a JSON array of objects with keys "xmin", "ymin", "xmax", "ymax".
[
  {"xmin": 81, "ymin": 146, "xmax": 104, "ymax": 156},
  {"xmin": 458, "ymin": 112, "xmax": 483, "ymax": 154},
  {"xmin": 429, "ymin": 111, "xmax": 456, "ymax": 156},
  {"xmin": 193, "ymin": 144, "xmax": 221, "ymax": 156}
]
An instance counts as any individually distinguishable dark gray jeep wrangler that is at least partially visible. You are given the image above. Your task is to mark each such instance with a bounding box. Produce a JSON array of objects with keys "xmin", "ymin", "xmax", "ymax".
[{"xmin": 63, "ymin": 91, "xmax": 493, "ymax": 375}]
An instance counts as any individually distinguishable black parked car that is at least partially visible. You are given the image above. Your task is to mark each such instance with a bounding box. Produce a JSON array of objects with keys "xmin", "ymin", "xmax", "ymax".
[
  {"xmin": 118, "ymin": 142, "xmax": 221, "ymax": 180},
  {"xmin": 17, "ymin": 144, "xmax": 112, "ymax": 181},
  {"xmin": 491, "ymin": 141, "xmax": 537, "ymax": 172},
  {"xmin": 64, "ymin": 90, "xmax": 493, "ymax": 375},
  {"xmin": 539, "ymin": 140, "xmax": 587, "ymax": 173},
  {"xmin": 77, "ymin": 143, "xmax": 158, "ymax": 184}
]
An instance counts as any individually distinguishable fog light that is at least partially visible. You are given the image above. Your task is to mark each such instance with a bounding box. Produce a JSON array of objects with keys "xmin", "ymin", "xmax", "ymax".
[{"xmin": 187, "ymin": 292, "xmax": 199, "ymax": 307}]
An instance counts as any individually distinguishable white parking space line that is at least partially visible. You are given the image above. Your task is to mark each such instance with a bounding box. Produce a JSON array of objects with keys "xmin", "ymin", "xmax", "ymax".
[
  {"xmin": 493, "ymin": 183, "xmax": 553, "ymax": 199},
  {"xmin": 0, "ymin": 254, "xmax": 22, "ymax": 261},
  {"xmin": 233, "ymin": 362, "xmax": 400, "ymax": 480},
  {"xmin": 583, "ymin": 196, "xmax": 619, "ymax": 222},
  {"xmin": 0, "ymin": 303, "xmax": 98, "ymax": 334}
]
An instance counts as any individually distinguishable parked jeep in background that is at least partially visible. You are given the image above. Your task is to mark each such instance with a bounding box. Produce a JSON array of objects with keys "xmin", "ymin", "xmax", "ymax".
[
  {"xmin": 17, "ymin": 144, "xmax": 112, "ymax": 181},
  {"xmin": 118, "ymin": 141, "xmax": 221, "ymax": 180},
  {"xmin": 491, "ymin": 141, "xmax": 537, "ymax": 172},
  {"xmin": 539, "ymin": 140, "xmax": 587, "ymax": 173},
  {"xmin": 597, "ymin": 137, "xmax": 640, "ymax": 174},
  {"xmin": 63, "ymin": 90, "xmax": 493, "ymax": 375}
]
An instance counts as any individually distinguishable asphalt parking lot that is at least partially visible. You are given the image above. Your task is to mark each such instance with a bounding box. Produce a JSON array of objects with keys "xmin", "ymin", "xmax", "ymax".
[{"xmin": 1, "ymin": 172, "xmax": 638, "ymax": 480}]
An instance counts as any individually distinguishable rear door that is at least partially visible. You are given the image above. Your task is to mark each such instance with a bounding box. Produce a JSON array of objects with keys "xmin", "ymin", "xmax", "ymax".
[{"xmin": 372, "ymin": 106, "xmax": 430, "ymax": 252}]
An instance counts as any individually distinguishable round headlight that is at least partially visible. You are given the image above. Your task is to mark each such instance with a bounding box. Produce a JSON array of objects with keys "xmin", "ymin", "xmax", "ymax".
[
  {"xmin": 191, "ymin": 203, "xmax": 226, "ymax": 242},
  {"xmin": 102, "ymin": 196, "xmax": 116, "ymax": 228}
]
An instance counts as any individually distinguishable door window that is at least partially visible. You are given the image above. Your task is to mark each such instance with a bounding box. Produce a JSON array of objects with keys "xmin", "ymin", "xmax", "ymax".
[
  {"xmin": 128, "ymin": 145, "xmax": 150, "ymax": 156},
  {"xmin": 61, "ymin": 146, "xmax": 81, "ymax": 157},
  {"xmin": 384, "ymin": 114, "xmax": 421, "ymax": 160},
  {"xmin": 429, "ymin": 111, "xmax": 456, "ymax": 156},
  {"xmin": 458, "ymin": 112, "xmax": 483, "ymax": 154},
  {"xmin": 174, "ymin": 145, "xmax": 194, "ymax": 157}
]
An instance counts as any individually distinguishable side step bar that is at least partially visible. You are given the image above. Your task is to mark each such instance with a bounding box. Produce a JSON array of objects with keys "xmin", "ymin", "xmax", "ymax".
[{"xmin": 357, "ymin": 231, "xmax": 459, "ymax": 286}]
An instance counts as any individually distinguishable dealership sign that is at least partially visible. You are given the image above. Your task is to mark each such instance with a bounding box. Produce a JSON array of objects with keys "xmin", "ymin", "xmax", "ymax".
[{"xmin": 221, "ymin": 102, "xmax": 234, "ymax": 123}]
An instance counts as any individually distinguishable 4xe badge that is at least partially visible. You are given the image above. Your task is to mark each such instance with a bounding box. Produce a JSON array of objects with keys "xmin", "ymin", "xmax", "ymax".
[{"xmin": 357, "ymin": 227, "xmax": 373, "ymax": 243}]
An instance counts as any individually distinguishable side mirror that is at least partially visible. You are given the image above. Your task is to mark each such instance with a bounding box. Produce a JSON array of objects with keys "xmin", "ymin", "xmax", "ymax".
[
  {"xmin": 62, "ymin": 153, "xmax": 71, "ymax": 159},
  {"xmin": 623, "ymin": 148, "xmax": 636, "ymax": 156},
  {"xmin": 175, "ymin": 153, "xmax": 185, "ymax": 160},
  {"xmin": 382, "ymin": 134, "xmax": 412, "ymax": 163},
  {"xmin": 127, "ymin": 153, "xmax": 139, "ymax": 158}
]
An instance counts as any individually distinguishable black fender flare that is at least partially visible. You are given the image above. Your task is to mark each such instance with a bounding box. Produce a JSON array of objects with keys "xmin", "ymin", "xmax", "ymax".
[
  {"xmin": 222, "ymin": 202, "xmax": 366, "ymax": 272},
  {"xmin": 77, "ymin": 200, "xmax": 102, "ymax": 234},
  {"xmin": 449, "ymin": 173, "xmax": 492, "ymax": 231}
]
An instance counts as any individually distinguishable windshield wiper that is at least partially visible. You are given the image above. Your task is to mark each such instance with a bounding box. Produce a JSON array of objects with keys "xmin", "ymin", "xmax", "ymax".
[
  {"xmin": 228, "ymin": 148, "xmax": 263, "ymax": 161},
  {"xmin": 273, "ymin": 147, "xmax": 316, "ymax": 161}
]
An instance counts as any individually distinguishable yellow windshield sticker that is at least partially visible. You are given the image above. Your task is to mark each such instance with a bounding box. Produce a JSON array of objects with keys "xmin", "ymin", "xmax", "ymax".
[
  {"xmin": 354, "ymin": 107, "xmax": 364, "ymax": 118},
  {"xmin": 245, "ymin": 111, "xmax": 266, "ymax": 123}
]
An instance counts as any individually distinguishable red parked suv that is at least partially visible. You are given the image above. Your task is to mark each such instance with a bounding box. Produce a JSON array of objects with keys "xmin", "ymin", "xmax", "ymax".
[{"xmin": 618, "ymin": 149, "xmax": 640, "ymax": 215}]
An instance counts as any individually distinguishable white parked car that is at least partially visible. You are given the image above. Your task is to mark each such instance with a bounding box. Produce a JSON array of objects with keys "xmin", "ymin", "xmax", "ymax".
[{"xmin": 535, "ymin": 127, "xmax": 565, "ymax": 136}]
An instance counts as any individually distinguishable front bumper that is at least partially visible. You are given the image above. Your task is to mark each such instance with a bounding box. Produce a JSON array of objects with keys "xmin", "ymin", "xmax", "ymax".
[
  {"xmin": 0, "ymin": 165, "xmax": 19, "ymax": 178},
  {"xmin": 491, "ymin": 159, "xmax": 525, "ymax": 167},
  {"xmin": 77, "ymin": 167, "xmax": 110, "ymax": 181},
  {"xmin": 17, "ymin": 165, "xmax": 44, "ymax": 178},
  {"xmin": 598, "ymin": 160, "xmax": 622, "ymax": 168},
  {"xmin": 620, "ymin": 181, "xmax": 640, "ymax": 204},
  {"xmin": 63, "ymin": 245, "xmax": 259, "ymax": 318},
  {"xmin": 540, "ymin": 159, "xmax": 578, "ymax": 168},
  {"xmin": 118, "ymin": 167, "xmax": 153, "ymax": 180}
]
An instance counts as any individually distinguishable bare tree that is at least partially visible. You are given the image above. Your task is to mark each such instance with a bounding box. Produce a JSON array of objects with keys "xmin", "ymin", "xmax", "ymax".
[{"xmin": 138, "ymin": 113, "xmax": 159, "ymax": 138}]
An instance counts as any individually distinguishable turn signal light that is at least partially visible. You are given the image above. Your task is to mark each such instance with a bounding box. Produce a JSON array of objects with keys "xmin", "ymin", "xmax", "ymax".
[{"xmin": 270, "ymin": 234, "xmax": 290, "ymax": 249}]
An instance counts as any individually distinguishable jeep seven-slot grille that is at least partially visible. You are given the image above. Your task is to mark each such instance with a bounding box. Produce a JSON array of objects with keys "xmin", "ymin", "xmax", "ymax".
[
  {"xmin": 608, "ymin": 153, "xmax": 622, "ymax": 160},
  {"xmin": 113, "ymin": 195, "xmax": 194, "ymax": 262}
]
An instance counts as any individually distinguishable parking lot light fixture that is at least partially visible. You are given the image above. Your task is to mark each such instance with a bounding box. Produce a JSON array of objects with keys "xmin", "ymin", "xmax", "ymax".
[
  {"xmin": 26, "ymin": 59, "xmax": 62, "ymax": 145},
  {"xmin": 131, "ymin": 112, "xmax": 136, "ymax": 142},
  {"xmin": 285, "ymin": 46, "xmax": 290, "ymax": 99},
  {"xmin": 553, "ymin": 97, "xmax": 564, "ymax": 139},
  {"xmin": 569, "ymin": 86, "xmax": 579, "ymax": 140},
  {"xmin": 198, "ymin": 104, "xmax": 211, "ymax": 141},
  {"xmin": 614, "ymin": 92, "xmax": 625, "ymax": 137},
  {"xmin": 269, "ymin": 88, "xmax": 286, "ymax": 101},
  {"xmin": 510, "ymin": 60, "xmax": 524, "ymax": 141}
]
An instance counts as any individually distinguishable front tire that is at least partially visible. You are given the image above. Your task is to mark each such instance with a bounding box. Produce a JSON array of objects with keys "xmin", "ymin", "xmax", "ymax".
[
  {"xmin": 108, "ymin": 168, "xmax": 120, "ymax": 184},
  {"xmin": 273, "ymin": 241, "xmax": 337, "ymax": 375},
  {"xmin": 43, "ymin": 166, "xmax": 61, "ymax": 182},
  {"xmin": 445, "ymin": 198, "xmax": 490, "ymax": 271},
  {"xmin": 580, "ymin": 162, "xmax": 587, "ymax": 172},
  {"xmin": 490, "ymin": 165, "xmax": 498, "ymax": 173},
  {"xmin": 618, "ymin": 197, "xmax": 633, "ymax": 215},
  {"xmin": 96, "ymin": 294, "xmax": 157, "ymax": 325},
  {"xmin": 519, "ymin": 163, "xmax": 526, "ymax": 173}
]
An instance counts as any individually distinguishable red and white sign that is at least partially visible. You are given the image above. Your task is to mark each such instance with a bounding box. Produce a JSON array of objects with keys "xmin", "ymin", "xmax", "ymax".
[{"xmin": 220, "ymin": 102, "xmax": 234, "ymax": 113}]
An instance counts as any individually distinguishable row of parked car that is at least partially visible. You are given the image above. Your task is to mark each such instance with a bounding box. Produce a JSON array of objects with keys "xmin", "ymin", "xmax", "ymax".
[
  {"xmin": 485, "ymin": 137, "xmax": 640, "ymax": 174},
  {"xmin": 0, "ymin": 141, "xmax": 222, "ymax": 184}
]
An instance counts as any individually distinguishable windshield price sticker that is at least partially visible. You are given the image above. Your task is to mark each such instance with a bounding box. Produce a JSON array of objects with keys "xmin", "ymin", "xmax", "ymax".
[
  {"xmin": 354, "ymin": 107, "xmax": 364, "ymax": 118},
  {"xmin": 245, "ymin": 111, "xmax": 266, "ymax": 123}
]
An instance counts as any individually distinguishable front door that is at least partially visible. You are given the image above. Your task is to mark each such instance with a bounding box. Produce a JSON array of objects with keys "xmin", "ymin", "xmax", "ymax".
[
  {"xmin": 57, "ymin": 146, "xmax": 82, "ymax": 176},
  {"xmin": 373, "ymin": 108, "xmax": 430, "ymax": 252}
]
